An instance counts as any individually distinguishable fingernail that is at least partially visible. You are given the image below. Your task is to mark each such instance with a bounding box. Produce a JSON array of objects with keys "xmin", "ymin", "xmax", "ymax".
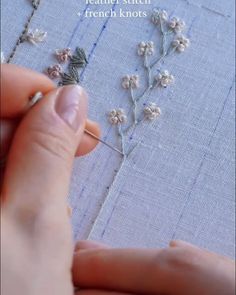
[{"xmin": 56, "ymin": 85, "xmax": 87, "ymax": 132}]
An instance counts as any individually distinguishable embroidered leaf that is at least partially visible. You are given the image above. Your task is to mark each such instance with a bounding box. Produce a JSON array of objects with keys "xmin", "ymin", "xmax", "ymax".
[
  {"xmin": 60, "ymin": 73, "xmax": 77, "ymax": 86},
  {"xmin": 60, "ymin": 66, "xmax": 80, "ymax": 86},
  {"xmin": 69, "ymin": 66, "xmax": 80, "ymax": 83},
  {"xmin": 70, "ymin": 47, "xmax": 88, "ymax": 68}
]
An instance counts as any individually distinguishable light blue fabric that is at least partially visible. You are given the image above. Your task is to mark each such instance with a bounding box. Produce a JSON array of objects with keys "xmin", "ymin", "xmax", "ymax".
[{"xmin": 1, "ymin": 0, "xmax": 235, "ymax": 258}]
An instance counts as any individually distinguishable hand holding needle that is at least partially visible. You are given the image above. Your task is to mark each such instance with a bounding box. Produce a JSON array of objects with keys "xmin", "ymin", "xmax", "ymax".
[{"xmin": 30, "ymin": 91, "xmax": 124, "ymax": 156}]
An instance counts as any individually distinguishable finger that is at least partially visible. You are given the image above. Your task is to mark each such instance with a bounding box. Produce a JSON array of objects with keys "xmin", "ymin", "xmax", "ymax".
[
  {"xmin": 72, "ymin": 248, "xmax": 169, "ymax": 294},
  {"xmin": 76, "ymin": 120, "xmax": 100, "ymax": 157},
  {"xmin": 0, "ymin": 118, "xmax": 100, "ymax": 162},
  {"xmin": 0, "ymin": 119, "xmax": 18, "ymax": 159},
  {"xmin": 75, "ymin": 240, "xmax": 110, "ymax": 252},
  {"xmin": 1, "ymin": 64, "xmax": 55, "ymax": 118},
  {"xmin": 75, "ymin": 290, "xmax": 133, "ymax": 295},
  {"xmin": 2, "ymin": 85, "xmax": 87, "ymax": 226},
  {"xmin": 169, "ymin": 240, "xmax": 196, "ymax": 248}
]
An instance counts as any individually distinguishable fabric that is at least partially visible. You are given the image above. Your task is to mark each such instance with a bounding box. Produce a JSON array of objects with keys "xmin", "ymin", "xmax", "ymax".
[{"xmin": 1, "ymin": 0, "xmax": 235, "ymax": 258}]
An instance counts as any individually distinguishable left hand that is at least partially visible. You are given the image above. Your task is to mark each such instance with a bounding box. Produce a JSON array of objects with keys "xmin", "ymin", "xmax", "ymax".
[{"xmin": 1, "ymin": 64, "xmax": 100, "ymax": 295}]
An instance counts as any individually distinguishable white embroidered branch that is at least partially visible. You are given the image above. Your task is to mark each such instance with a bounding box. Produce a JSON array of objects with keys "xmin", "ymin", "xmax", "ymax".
[
  {"xmin": 108, "ymin": 8, "xmax": 191, "ymax": 157},
  {"xmin": 108, "ymin": 109, "xmax": 127, "ymax": 155}
]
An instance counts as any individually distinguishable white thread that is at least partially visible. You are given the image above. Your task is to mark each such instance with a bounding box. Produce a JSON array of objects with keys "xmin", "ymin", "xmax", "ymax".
[
  {"xmin": 144, "ymin": 103, "xmax": 161, "ymax": 120},
  {"xmin": 122, "ymin": 75, "xmax": 139, "ymax": 89},
  {"xmin": 108, "ymin": 109, "xmax": 127, "ymax": 125},
  {"xmin": 151, "ymin": 9, "xmax": 168, "ymax": 25},
  {"xmin": 168, "ymin": 17, "xmax": 186, "ymax": 33},
  {"xmin": 107, "ymin": 8, "xmax": 190, "ymax": 159},
  {"xmin": 155, "ymin": 70, "xmax": 174, "ymax": 88},
  {"xmin": 23, "ymin": 29, "xmax": 47, "ymax": 45},
  {"xmin": 28, "ymin": 91, "xmax": 43, "ymax": 108},
  {"xmin": 172, "ymin": 35, "xmax": 190, "ymax": 52},
  {"xmin": 138, "ymin": 41, "xmax": 154, "ymax": 56}
]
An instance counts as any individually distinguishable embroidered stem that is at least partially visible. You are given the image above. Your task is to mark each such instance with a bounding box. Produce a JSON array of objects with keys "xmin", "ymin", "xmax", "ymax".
[
  {"xmin": 130, "ymin": 87, "xmax": 138, "ymax": 125},
  {"xmin": 160, "ymin": 19, "xmax": 167, "ymax": 55},
  {"xmin": 118, "ymin": 124, "xmax": 126, "ymax": 157},
  {"xmin": 7, "ymin": 0, "xmax": 41, "ymax": 63},
  {"xmin": 144, "ymin": 52, "xmax": 152, "ymax": 87}
]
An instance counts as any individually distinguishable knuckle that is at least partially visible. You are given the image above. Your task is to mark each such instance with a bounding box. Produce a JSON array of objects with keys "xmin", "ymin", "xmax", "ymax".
[
  {"xmin": 167, "ymin": 247, "xmax": 199, "ymax": 270},
  {"xmin": 28, "ymin": 117, "xmax": 74, "ymax": 163}
]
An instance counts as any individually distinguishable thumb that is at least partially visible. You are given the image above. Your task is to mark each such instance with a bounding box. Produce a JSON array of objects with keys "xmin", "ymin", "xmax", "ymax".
[{"xmin": 2, "ymin": 85, "xmax": 87, "ymax": 220}]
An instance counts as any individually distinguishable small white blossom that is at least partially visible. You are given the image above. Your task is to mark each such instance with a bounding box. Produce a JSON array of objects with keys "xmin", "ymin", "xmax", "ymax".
[
  {"xmin": 172, "ymin": 35, "xmax": 190, "ymax": 52},
  {"xmin": 151, "ymin": 9, "xmax": 168, "ymax": 25},
  {"xmin": 31, "ymin": 0, "xmax": 40, "ymax": 9},
  {"xmin": 138, "ymin": 41, "xmax": 154, "ymax": 56},
  {"xmin": 55, "ymin": 48, "xmax": 72, "ymax": 63},
  {"xmin": 23, "ymin": 29, "xmax": 47, "ymax": 45},
  {"xmin": 108, "ymin": 109, "xmax": 127, "ymax": 125},
  {"xmin": 46, "ymin": 64, "xmax": 62, "ymax": 79},
  {"xmin": 1, "ymin": 52, "xmax": 5, "ymax": 63},
  {"xmin": 144, "ymin": 103, "xmax": 161, "ymax": 120},
  {"xmin": 156, "ymin": 70, "xmax": 174, "ymax": 88},
  {"xmin": 122, "ymin": 75, "xmax": 139, "ymax": 89},
  {"xmin": 168, "ymin": 17, "xmax": 185, "ymax": 33}
]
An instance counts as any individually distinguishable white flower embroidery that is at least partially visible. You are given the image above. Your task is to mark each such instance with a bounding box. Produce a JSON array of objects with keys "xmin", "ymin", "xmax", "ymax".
[
  {"xmin": 168, "ymin": 17, "xmax": 185, "ymax": 33},
  {"xmin": 23, "ymin": 29, "xmax": 47, "ymax": 45},
  {"xmin": 122, "ymin": 75, "xmax": 139, "ymax": 89},
  {"xmin": 108, "ymin": 109, "xmax": 127, "ymax": 125},
  {"xmin": 172, "ymin": 35, "xmax": 190, "ymax": 52},
  {"xmin": 138, "ymin": 41, "xmax": 155, "ymax": 56},
  {"xmin": 46, "ymin": 64, "xmax": 62, "ymax": 79},
  {"xmin": 31, "ymin": 0, "xmax": 40, "ymax": 9},
  {"xmin": 1, "ymin": 52, "xmax": 5, "ymax": 63},
  {"xmin": 55, "ymin": 48, "xmax": 72, "ymax": 63},
  {"xmin": 156, "ymin": 70, "xmax": 174, "ymax": 88},
  {"xmin": 151, "ymin": 9, "xmax": 168, "ymax": 25},
  {"xmin": 144, "ymin": 103, "xmax": 161, "ymax": 120}
]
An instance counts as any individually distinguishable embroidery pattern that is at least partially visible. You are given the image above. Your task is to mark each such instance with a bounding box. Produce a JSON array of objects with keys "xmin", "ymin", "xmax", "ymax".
[
  {"xmin": 6, "ymin": 0, "xmax": 46, "ymax": 63},
  {"xmin": 45, "ymin": 47, "xmax": 88, "ymax": 86},
  {"xmin": 108, "ymin": 8, "xmax": 190, "ymax": 157}
]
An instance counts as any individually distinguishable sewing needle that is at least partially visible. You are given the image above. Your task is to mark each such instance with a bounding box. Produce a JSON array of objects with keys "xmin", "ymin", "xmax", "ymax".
[
  {"xmin": 29, "ymin": 92, "xmax": 124, "ymax": 156},
  {"xmin": 84, "ymin": 129, "xmax": 124, "ymax": 156}
]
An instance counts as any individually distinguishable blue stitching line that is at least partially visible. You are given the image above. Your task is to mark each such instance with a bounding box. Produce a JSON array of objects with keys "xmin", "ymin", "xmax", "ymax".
[
  {"xmin": 67, "ymin": 4, "xmax": 90, "ymax": 47},
  {"xmin": 171, "ymin": 78, "xmax": 235, "ymax": 240}
]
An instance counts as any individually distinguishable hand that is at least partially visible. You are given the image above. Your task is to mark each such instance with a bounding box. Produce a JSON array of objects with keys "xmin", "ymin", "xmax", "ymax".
[
  {"xmin": 73, "ymin": 240, "xmax": 235, "ymax": 295},
  {"xmin": 1, "ymin": 64, "xmax": 100, "ymax": 295}
]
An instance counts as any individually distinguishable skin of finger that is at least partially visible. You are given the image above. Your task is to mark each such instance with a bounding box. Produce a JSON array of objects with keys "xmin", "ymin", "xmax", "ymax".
[
  {"xmin": 76, "ymin": 120, "xmax": 101, "ymax": 157},
  {"xmin": 1, "ymin": 87, "xmax": 86, "ymax": 229},
  {"xmin": 73, "ymin": 246, "xmax": 236, "ymax": 295},
  {"xmin": 0, "ymin": 118, "xmax": 100, "ymax": 160},
  {"xmin": 75, "ymin": 290, "xmax": 134, "ymax": 295},
  {"xmin": 0, "ymin": 119, "xmax": 18, "ymax": 159},
  {"xmin": 1, "ymin": 64, "xmax": 55, "ymax": 118},
  {"xmin": 1, "ymin": 64, "xmax": 100, "ymax": 157},
  {"xmin": 1, "ymin": 213, "xmax": 74, "ymax": 295},
  {"xmin": 73, "ymin": 248, "xmax": 168, "ymax": 294},
  {"xmin": 75, "ymin": 240, "xmax": 110, "ymax": 252},
  {"xmin": 166, "ymin": 245, "xmax": 236, "ymax": 295},
  {"xmin": 1, "ymin": 87, "xmax": 86, "ymax": 294}
]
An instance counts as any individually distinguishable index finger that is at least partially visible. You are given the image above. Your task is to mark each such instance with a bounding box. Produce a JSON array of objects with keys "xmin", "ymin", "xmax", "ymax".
[{"xmin": 1, "ymin": 64, "xmax": 55, "ymax": 118}]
